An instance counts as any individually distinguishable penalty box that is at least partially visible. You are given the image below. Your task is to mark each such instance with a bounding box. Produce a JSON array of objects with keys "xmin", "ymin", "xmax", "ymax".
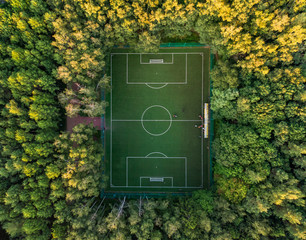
[
  {"xmin": 111, "ymin": 53, "xmax": 204, "ymax": 85},
  {"xmin": 125, "ymin": 156, "xmax": 187, "ymax": 188}
]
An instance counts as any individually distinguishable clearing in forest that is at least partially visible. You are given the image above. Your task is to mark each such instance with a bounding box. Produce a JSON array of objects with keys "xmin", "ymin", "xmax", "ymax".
[{"xmin": 105, "ymin": 47, "xmax": 211, "ymax": 193}]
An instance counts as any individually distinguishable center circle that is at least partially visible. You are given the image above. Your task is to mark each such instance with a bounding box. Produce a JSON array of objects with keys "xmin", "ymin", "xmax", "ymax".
[{"xmin": 141, "ymin": 105, "xmax": 172, "ymax": 136}]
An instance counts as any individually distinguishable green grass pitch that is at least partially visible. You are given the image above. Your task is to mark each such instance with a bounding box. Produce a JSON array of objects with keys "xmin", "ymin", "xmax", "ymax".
[{"xmin": 105, "ymin": 47, "xmax": 211, "ymax": 193}]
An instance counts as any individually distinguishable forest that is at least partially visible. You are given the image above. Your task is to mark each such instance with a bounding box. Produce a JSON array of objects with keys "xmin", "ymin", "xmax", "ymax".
[{"xmin": 0, "ymin": 0, "xmax": 305, "ymax": 239}]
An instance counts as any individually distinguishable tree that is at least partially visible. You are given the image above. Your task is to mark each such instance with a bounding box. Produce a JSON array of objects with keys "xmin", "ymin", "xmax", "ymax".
[{"xmin": 0, "ymin": 1, "xmax": 59, "ymax": 239}]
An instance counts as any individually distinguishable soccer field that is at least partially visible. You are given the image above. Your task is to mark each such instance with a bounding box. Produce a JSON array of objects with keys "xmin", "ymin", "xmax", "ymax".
[{"xmin": 105, "ymin": 47, "xmax": 211, "ymax": 193}]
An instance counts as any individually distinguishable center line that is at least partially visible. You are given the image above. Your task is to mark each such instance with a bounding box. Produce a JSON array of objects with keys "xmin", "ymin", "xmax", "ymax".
[{"xmin": 112, "ymin": 119, "xmax": 201, "ymax": 122}]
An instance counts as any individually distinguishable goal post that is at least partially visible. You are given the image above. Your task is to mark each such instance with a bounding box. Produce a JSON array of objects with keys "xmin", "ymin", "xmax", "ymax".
[
  {"xmin": 140, "ymin": 177, "xmax": 173, "ymax": 187},
  {"xmin": 149, "ymin": 59, "xmax": 164, "ymax": 64}
]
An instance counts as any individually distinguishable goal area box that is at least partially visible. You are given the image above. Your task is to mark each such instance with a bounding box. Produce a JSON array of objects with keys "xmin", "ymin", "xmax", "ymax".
[{"xmin": 104, "ymin": 46, "xmax": 211, "ymax": 194}]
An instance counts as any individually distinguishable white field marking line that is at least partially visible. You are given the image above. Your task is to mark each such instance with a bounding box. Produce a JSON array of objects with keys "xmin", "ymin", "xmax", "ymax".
[
  {"xmin": 185, "ymin": 53, "xmax": 187, "ymax": 84},
  {"xmin": 127, "ymin": 82, "xmax": 187, "ymax": 84},
  {"xmin": 140, "ymin": 53, "xmax": 173, "ymax": 64},
  {"xmin": 127, "ymin": 157, "xmax": 186, "ymax": 158},
  {"xmin": 185, "ymin": 157, "xmax": 187, "ymax": 187},
  {"xmin": 126, "ymin": 157, "xmax": 128, "ymax": 187},
  {"xmin": 110, "ymin": 186, "xmax": 202, "ymax": 188},
  {"xmin": 201, "ymin": 53, "xmax": 204, "ymax": 186},
  {"xmin": 141, "ymin": 105, "xmax": 172, "ymax": 136},
  {"xmin": 126, "ymin": 54, "xmax": 128, "ymax": 84},
  {"xmin": 112, "ymin": 119, "xmax": 201, "ymax": 122},
  {"xmin": 126, "ymin": 157, "xmax": 187, "ymax": 188},
  {"xmin": 145, "ymin": 83, "xmax": 168, "ymax": 89},
  {"xmin": 140, "ymin": 177, "xmax": 173, "ymax": 187},
  {"xmin": 111, "ymin": 52, "xmax": 204, "ymax": 188},
  {"xmin": 145, "ymin": 152, "xmax": 168, "ymax": 158},
  {"xmin": 111, "ymin": 186, "xmax": 202, "ymax": 189},
  {"xmin": 112, "ymin": 52, "xmax": 204, "ymax": 55},
  {"xmin": 110, "ymin": 54, "xmax": 113, "ymax": 186},
  {"xmin": 140, "ymin": 53, "xmax": 174, "ymax": 64},
  {"xmin": 126, "ymin": 53, "xmax": 198, "ymax": 84}
]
